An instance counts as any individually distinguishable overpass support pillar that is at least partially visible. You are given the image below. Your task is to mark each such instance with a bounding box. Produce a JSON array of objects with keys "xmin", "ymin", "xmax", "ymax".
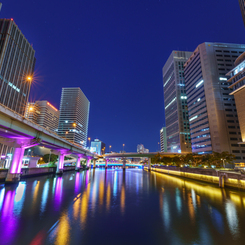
[
  {"xmin": 105, "ymin": 159, "xmax": 109, "ymax": 169},
  {"xmin": 93, "ymin": 159, "xmax": 96, "ymax": 169},
  {"xmin": 56, "ymin": 152, "xmax": 65, "ymax": 175},
  {"xmin": 87, "ymin": 158, "xmax": 92, "ymax": 169},
  {"xmin": 148, "ymin": 158, "xmax": 151, "ymax": 171},
  {"xmin": 75, "ymin": 156, "xmax": 82, "ymax": 171},
  {"xmin": 5, "ymin": 147, "xmax": 25, "ymax": 183},
  {"xmin": 122, "ymin": 158, "xmax": 126, "ymax": 171}
]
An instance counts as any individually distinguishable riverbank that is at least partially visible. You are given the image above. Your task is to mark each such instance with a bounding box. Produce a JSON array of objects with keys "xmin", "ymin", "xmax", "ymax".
[
  {"xmin": 145, "ymin": 166, "xmax": 245, "ymax": 190},
  {"xmin": 0, "ymin": 166, "xmax": 88, "ymax": 182}
]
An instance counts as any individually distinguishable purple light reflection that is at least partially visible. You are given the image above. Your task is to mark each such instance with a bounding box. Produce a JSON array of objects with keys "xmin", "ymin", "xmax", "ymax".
[
  {"xmin": 75, "ymin": 172, "xmax": 80, "ymax": 194},
  {"xmin": 0, "ymin": 189, "xmax": 18, "ymax": 244},
  {"xmin": 54, "ymin": 177, "xmax": 63, "ymax": 211},
  {"xmin": 10, "ymin": 147, "xmax": 24, "ymax": 174}
]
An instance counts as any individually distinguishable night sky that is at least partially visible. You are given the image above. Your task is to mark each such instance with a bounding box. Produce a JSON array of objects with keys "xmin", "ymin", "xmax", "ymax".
[{"xmin": 1, "ymin": 0, "xmax": 245, "ymax": 152}]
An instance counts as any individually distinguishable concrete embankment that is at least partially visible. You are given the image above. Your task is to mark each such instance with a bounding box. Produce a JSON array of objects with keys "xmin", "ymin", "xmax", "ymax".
[
  {"xmin": 146, "ymin": 166, "xmax": 245, "ymax": 190},
  {"xmin": 0, "ymin": 166, "xmax": 82, "ymax": 182}
]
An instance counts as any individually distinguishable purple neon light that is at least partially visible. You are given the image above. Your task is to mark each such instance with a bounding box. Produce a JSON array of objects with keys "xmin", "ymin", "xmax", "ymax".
[
  {"xmin": 58, "ymin": 154, "xmax": 64, "ymax": 170},
  {"xmin": 76, "ymin": 157, "xmax": 81, "ymax": 168},
  {"xmin": 10, "ymin": 147, "xmax": 24, "ymax": 174}
]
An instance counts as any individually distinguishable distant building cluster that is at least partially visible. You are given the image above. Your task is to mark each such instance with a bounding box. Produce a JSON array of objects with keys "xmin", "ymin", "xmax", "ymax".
[
  {"xmin": 91, "ymin": 139, "xmax": 106, "ymax": 155},
  {"xmin": 137, "ymin": 144, "xmax": 149, "ymax": 153}
]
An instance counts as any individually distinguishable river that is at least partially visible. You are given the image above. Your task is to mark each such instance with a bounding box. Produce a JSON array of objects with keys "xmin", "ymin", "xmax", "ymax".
[{"xmin": 0, "ymin": 168, "xmax": 245, "ymax": 245}]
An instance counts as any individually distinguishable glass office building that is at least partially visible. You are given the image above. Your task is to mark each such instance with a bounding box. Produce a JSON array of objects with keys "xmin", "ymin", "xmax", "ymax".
[
  {"xmin": 162, "ymin": 51, "xmax": 192, "ymax": 153},
  {"xmin": 184, "ymin": 42, "xmax": 245, "ymax": 161},
  {"xmin": 58, "ymin": 87, "xmax": 90, "ymax": 147},
  {"xmin": 0, "ymin": 19, "xmax": 35, "ymax": 115}
]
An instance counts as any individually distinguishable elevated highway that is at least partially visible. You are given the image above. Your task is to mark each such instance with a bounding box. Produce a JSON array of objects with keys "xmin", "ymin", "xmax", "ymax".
[{"xmin": 0, "ymin": 104, "xmax": 98, "ymax": 182}]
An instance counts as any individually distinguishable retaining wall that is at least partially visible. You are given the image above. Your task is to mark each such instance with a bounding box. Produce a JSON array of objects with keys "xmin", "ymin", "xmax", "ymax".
[
  {"xmin": 146, "ymin": 166, "xmax": 245, "ymax": 190},
  {"xmin": 0, "ymin": 166, "xmax": 77, "ymax": 181}
]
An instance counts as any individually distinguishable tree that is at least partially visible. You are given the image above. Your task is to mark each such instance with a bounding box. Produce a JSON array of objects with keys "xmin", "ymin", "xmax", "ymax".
[
  {"xmin": 161, "ymin": 156, "xmax": 172, "ymax": 165},
  {"xmin": 43, "ymin": 154, "xmax": 58, "ymax": 163},
  {"xmin": 152, "ymin": 153, "xmax": 161, "ymax": 164},
  {"xmin": 172, "ymin": 156, "xmax": 181, "ymax": 167}
]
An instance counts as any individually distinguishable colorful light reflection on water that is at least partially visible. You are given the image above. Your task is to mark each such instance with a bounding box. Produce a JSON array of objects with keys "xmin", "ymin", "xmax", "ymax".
[{"xmin": 1, "ymin": 169, "xmax": 245, "ymax": 244}]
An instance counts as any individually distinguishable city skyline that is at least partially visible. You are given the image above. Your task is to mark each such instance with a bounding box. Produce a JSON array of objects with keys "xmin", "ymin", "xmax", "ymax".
[{"xmin": 1, "ymin": 1, "xmax": 245, "ymax": 152}]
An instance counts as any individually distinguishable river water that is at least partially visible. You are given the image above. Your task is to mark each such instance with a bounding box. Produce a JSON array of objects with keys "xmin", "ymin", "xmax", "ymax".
[{"xmin": 0, "ymin": 169, "xmax": 245, "ymax": 245}]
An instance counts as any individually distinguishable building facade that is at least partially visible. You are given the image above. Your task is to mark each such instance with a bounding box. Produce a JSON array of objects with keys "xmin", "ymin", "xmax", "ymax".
[
  {"xmin": 227, "ymin": 52, "xmax": 245, "ymax": 144},
  {"xmin": 239, "ymin": 0, "xmax": 245, "ymax": 27},
  {"xmin": 0, "ymin": 19, "xmax": 35, "ymax": 115},
  {"xmin": 25, "ymin": 100, "xmax": 60, "ymax": 131},
  {"xmin": 162, "ymin": 51, "xmax": 192, "ymax": 153},
  {"xmin": 137, "ymin": 144, "xmax": 149, "ymax": 153},
  {"xmin": 160, "ymin": 127, "xmax": 167, "ymax": 152},
  {"xmin": 58, "ymin": 87, "xmax": 90, "ymax": 147},
  {"xmin": 91, "ymin": 139, "xmax": 106, "ymax": 155},
  {"xmin": 184, "ymin": 42, "xmax": 245, "ymax": 161},
  {"xmin": 0, "ymin": 19, "xmax": 35, "ymax": 165}
]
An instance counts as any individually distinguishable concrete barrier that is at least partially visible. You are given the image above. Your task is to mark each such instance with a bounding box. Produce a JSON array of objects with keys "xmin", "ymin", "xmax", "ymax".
[
  {"xmin": 0, "ymin": 166, "xmax": 77, "ymax": 181},
  {"xmin": 146, "ymin": 166, "xmax": 245, "ymax": 190}
]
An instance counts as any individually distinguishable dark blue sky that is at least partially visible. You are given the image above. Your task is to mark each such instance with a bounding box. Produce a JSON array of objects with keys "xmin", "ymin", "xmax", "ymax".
[{"xmin": 2, "ymin": 0, "xmax": 245, "ymax": 152}]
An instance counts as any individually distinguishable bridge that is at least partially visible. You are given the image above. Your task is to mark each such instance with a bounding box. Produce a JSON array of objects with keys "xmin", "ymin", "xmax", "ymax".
[
  {"xmin": 0, "ymin": 104, "xmax": 98, "ymax": 183},
  {"xmin": 102, "ymin": 152, "xmax": 187, "ymax": 170}
]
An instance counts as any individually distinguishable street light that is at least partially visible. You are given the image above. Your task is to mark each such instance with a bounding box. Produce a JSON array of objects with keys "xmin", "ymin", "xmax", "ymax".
[
  {"xmin": 26, "ymin": 75, "xmax": 33, "ymax": 102},
  {"xmin": 109, "ymin": 145, "xmax": 111, "ymax": 153},
  {"xmin": 221, "ymin": 158, "xmax": 226, "ymax": 168},
  {"xmin": 88, "ymin": 137, "xmax": 91, "ymax": 148},
  {"xmin": 123, "ymin": 144, "xmax": 125, "ymax": 152}
]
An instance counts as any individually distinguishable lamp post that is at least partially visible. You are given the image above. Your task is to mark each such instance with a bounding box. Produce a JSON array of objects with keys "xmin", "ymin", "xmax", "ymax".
[
  {"xmin": 123, "ymin": 144, "xmax": 125, "ymax": 152},
  {"xmin": 109, "ymin": 145, "xmax": 111, "ymax": 153},
  {"xmin": 221, "ymin": 158, "xmax": 226, "ymax": 168},
  {"xmin": 26, "ymin": 76, "xmax": 32, "ymax": 102}
]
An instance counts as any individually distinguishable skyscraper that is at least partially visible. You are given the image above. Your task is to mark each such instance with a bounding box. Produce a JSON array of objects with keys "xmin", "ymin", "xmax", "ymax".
[
  {"xmin": 58, "ymin": 87, "xmax": 90, "ymax": 147},
  {"xmin": 160, "ymin": 127, "xmax": 167, "ymax": 152},
  {"xmin": 25, "ymin": 100, "xmax": 60, "ymax": 132},
  {"xmin": 162, "ymin": 51, "xmax": 192, "ymax": 153},
  {"xmin": 184, "ymin": 42, "xmax": 245, "ymax": 161},
  {"xmin": 238, "ymin": 0, "xmax": 245, "ymax": 27},
  {"xmin": 0, "ymin": 19, "xmax": 36, "ymax": 115},
  {"xmin": 227, "ymin": 52, "xmax": 245, "ymax": 144}
]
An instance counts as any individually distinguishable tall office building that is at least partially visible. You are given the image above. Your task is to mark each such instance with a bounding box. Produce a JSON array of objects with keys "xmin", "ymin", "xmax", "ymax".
[
  {"xmin": 162, "ymin": 51, "xmax": 192, "ymax": 153},
  {"xmin": 227, "ymin": 52, "xmax": 245, "ymax": 145},
  {"xmin": 0, "ymin": 19, "xmax": 36, "ymax": 115},
  {"xmin": 58, "ymin": 87, "xmax": 90, "ymax": 146},
  {"xmin": 184, "ymin": 42, "xmax": 245, "ymax": 161},
  {"xmin": 160, "ymin": 127, "xmax": 167, "ymax": 152},
  {"xmin": 91, "ymin": 139, "xmax": 106, "ymax": 155},
  {"xmin": 25, "ymin": 100, "xmax": 60, "ymax": 131},
  {"xmin": 239, "ymin": 0, "xmax": 245, "ymax": 27}
]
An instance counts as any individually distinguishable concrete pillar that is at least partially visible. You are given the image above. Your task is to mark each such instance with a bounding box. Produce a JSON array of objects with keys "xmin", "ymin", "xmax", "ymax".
[
  {"xmin": 5, "ymin": 147, "xmax": 25, "ymax": 183},
  {"xmin": 105, "ymin": 159, "xmax": 109, "ymax": 169},
  {"xmin": 56, "ymin": 152, "xmax": 65, "ymax": 175},
  {"xmin": 122, "ymin": 158, "xmax": 126, "ymax": 171},
  {"xmin": 148, "ymin": 158, "xmax": 151, "ymax": 171},
  {"xmin": 219, "ymin": 175, "xmax": 225, "ymax": 188},
  {"xmin": 87, "ymin": 158, "xmax": 92, "ymax": 169},
  {"xmin": 93, "ymin": 159, "xmax": 96, "ymax": 168},
  {"xmin": 75, "ymin": 156, "xmax": 82, "ymax": 171}
]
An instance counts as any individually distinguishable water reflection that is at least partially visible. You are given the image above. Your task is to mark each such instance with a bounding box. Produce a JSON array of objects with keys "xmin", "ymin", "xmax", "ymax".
[{"xmin": 1, "ymin": 169, "xmax": 245, "ymax": 244}]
